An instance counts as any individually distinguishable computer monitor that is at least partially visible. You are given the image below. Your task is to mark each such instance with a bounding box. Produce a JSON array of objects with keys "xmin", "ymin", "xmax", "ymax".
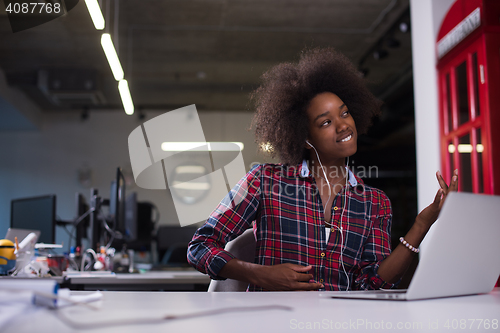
[
  {"xmin": 75, "ymin": 193, "xmax": 90, "ymax": 248},
  {"xmin": 125, "ymin": 192, "xmax": 138, "ymax": 240},
  {"xmin": 119, "ymin": 192, "xmax": 155, "ymax": 251},
  {"xmin": 10, "ymin": 195, "xmax": 56, "ymax": 244},
  {"xmin": 109, "ymin": 167, "xmax": 126, "ymax": 234}
]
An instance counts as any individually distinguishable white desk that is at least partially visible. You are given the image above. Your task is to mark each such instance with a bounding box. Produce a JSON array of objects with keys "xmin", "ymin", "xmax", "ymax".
[
  {"xmin": 4, "ymin": 289, "xmax": 500, "ymax": 333},
  {"xmin": 64, "ymin": 270, "xmax": 211, "ymax": 291},
  {"xmin": 0, "ymin": 270, "xmax": 211, "ymax": 291}
]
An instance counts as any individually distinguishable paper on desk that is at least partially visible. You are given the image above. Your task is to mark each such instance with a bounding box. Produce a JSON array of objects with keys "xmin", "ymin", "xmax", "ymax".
[
  {"xmin": 0, "ymin": 282, "xmax": 103, "ymax": 331},
  {"xmin": 0, "ymin": 279, "xmax": 59, "ymax": 308},
  {"xmin": 57, "ymin": 289, "xmax": 103, "ymax": 308},
  {"xmin": 0, "ymin": 290, "xmax": 38, "ymax": 331}
]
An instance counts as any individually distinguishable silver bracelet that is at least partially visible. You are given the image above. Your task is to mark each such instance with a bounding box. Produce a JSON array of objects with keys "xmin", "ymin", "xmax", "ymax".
[{"xmin": 399, "ymin": 237, "xmax": 420, "ymax": 253}]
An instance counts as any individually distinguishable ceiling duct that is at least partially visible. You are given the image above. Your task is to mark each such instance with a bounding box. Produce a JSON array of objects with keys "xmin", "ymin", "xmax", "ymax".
[{"xmin": 37, "ymin": 68, "xmax": 105, "ymax": 106}]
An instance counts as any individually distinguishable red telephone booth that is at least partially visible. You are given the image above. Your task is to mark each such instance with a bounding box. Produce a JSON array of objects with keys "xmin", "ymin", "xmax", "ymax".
[{"xmin": 437, "ymin": 0, "xmax": 500, "ymax": 194}]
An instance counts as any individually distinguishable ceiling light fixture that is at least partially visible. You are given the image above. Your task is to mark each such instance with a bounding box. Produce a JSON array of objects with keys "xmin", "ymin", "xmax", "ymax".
[
  {"xmin": 172, "ymin": 181, "xmax": 210, "ymax": 191},
  {"xmin": 161, "ymin": 142, "xmax": 244, "ymax": 152},
  {"xmin": 175, "ymin": 166, "xmax": 207, "ymax": 174},
  {"xmin": 118, "ymin": 80, "xmax": 134, "ymax": 115},
  {"xmin": 448, "ymin": 144, "xmax": 484, "ymax": 153},
  {"xmin": 84, "ymin": 0, "xmax": 105, "ymax": 30},
  {"xmin": 399, "ymin": 22, "xmax": 410, "ymax": 33},
  {"xmin": 101, "ymin": 33, "xmax": 124, "ymax": 81}
]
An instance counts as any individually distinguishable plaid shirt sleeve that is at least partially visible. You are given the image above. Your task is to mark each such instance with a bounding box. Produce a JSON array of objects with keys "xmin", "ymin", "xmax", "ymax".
[
  {"xmin": 352, "ymin": 191, "xmax": 400, "ymax": 290},
  {"xmin": 187, "ymin": 164, "xmax": 262, "ymax": 280}
]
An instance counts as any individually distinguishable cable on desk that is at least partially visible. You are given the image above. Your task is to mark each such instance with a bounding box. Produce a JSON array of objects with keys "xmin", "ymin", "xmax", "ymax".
[
  {"xmin": 53, "ymin": 305, "xmax": 293, "ymax": 329},
  {"xmin": 80, "ymin": 248, "xmax": 98, "ymax": 271},
  {"xmin": 65, "ymin": 207, "xmax": 94, "ymax": 253},
  {"xmin": 98, "ymin": 207, "xmax": 123, "ymax": 250},
  {"xmin": 0, "ymin": 287, "xmax": 100, "ymax": 311}
]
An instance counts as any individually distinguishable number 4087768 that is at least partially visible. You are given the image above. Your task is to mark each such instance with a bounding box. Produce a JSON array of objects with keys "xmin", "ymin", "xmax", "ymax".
[
  {"xmin": 443, "ymin": 319, "xmax": 499, "ymax": 330},
  {"xmin": 5, "ymin": 2, "xmax": 62, "ymax": 14}
]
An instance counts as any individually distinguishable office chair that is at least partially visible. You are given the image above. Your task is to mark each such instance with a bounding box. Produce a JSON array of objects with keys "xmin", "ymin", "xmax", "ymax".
[{"xmin": 207, "ymin": 228, "xmax": 256, "ymax": 292}]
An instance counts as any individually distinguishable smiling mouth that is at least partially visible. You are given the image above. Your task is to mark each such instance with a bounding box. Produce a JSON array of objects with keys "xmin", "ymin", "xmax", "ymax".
[{"xmin": 338, "ymin": 134, "xmax": 352, "ymax": 143}]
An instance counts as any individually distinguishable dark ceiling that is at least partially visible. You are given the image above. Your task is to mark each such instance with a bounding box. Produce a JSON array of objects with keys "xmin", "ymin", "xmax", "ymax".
[{"xmin": 0, "ymin": 0, "xmax": 412, "ymax": 113}]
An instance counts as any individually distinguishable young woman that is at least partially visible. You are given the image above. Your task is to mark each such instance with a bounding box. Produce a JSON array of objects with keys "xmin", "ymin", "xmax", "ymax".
[{"xmin": 187, "ymin": 48, "xmax": 458, "ymax": 291}]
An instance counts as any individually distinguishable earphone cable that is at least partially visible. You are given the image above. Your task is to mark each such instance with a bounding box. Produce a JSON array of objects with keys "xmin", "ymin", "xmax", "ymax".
[{"xmin": 308, "ymin": 141, "xmax": 351, "ymax": 290}]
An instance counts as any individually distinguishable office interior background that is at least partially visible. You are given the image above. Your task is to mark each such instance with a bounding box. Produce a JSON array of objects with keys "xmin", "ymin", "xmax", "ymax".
[{"xmin": 0, "ymin": 0, "xmax": 496, "ymax": 275}]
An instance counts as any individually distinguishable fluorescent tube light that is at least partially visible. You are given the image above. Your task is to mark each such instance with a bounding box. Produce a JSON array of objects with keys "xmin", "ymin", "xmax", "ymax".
[
  {"xmin": 448, "ymin": 144, "xmax": 484, "ymax": 154},
  {"xmin": 175, "ymin": 166, "xmax": 207, "ymax": 174},
  {"xmin": 161, "ymin": 142, "xmax": 244, "ymax": 152},
  {"xmin": 85, "ymin": 0, "xmax": 105, "ymax": 30},
  {"xmin": 457, "ymin": 144, "xmax": 473, "ymax": 153},
  {"xmin": 118, "ymin": 80, "xmax": 134, "ymax": 115},
  {"xmin": 101, "ymin": 33, "xmax": 124, "ymax": 81},
  {"xmin": 172, "ymin": 181, "xmax": 210, "ymax": 190}
]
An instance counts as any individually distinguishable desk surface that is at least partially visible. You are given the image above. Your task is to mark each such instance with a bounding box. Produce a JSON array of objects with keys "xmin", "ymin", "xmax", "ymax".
[
  {"xmin": 1, "ymin": 270, "xmax": 211, "ymax": 291},
  {"xmin": 4, "ymin": 289, "xmax": 500, "ymax": 333},
  {"xmin": 65, "ymin": 269, "xmax": 211, "ymax": 291},
  {"xmin": 66, "ymin": 270, "xmax": 210, "ymax": 284}
]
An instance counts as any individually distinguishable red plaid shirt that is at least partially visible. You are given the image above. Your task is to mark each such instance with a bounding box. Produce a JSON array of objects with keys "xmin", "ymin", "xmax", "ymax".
[{"xmin": 188, "ymin": 161, "xmax": 397, "ymax": 291}]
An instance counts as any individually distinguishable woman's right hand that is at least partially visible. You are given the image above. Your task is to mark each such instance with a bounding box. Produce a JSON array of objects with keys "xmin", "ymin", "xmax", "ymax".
[{"xmin": 253, "ymin": 263, "xmax": 324, "ymax": 291}]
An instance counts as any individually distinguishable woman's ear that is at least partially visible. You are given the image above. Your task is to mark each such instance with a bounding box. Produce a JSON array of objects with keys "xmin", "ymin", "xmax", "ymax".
[{"xmin": 304, "ymin": 140, "xmax": 312, "ymax": 150}]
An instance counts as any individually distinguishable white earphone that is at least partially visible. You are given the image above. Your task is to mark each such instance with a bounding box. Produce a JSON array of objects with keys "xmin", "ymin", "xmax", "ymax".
[{"xmin": 306, "ymin": 139, "xmax": 350, "ymax": 290}]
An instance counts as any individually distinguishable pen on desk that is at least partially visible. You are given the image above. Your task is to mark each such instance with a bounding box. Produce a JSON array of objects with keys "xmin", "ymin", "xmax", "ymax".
[{"xmin": 15, "ymin": 236, "xmax": 19, "ymax": 251}]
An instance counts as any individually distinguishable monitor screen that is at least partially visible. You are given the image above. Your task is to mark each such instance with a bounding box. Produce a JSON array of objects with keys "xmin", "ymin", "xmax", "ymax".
[
  {"xmin": 75, "ymin": 193, "xmax": 90, "ymax": 247},
  {"xmin": 125, "ymin": 192, "xmax": 138, "ymax": 240},
  {"xmin": 109, "ymin": 167, "xmax": 126, "ymax": 234},
  {"xmin": 11, "ymin": 195, "xmax": 56, "ymax": 244}
]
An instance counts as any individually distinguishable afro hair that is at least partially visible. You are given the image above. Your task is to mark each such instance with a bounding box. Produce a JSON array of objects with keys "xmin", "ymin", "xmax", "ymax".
[{"xmin": 250, "ymin": 47, "xmax": 382, "ymax": 165}]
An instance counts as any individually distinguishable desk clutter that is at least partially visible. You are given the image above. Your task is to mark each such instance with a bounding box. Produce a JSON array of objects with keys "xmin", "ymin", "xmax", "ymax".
[
  {"xmin": 0, "ymin": 230, "xmax": 134, "ymax": 277},
  {"xmin": 0, "ymin": 226, "xmax": 208, "ymax": 295},
  {"xmin": 3, "ymin": 167, "xmax": 200, "ymax": 279},
  {"xmin": 0, "ymin": 231, "xmax": 185, "ymax": 278}
]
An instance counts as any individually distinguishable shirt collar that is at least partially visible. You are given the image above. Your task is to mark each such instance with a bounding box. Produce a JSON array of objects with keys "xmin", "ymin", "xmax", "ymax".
[{"xmin": 300, "ymin": 159, "xmax": 358, "ymax": 187}]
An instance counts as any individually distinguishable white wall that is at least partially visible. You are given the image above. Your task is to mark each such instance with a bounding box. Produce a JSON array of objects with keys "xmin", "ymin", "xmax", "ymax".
[
  {"xmin": 410, "ymin": 0, "xmax": 455, "ymax": 212},
  {"xmin": 0, "ymin": 108, "xmax": 268, "ymax": 246},
  {"xmin": 0, "ymin": 69, "xmax": 42, "ymax": 130}
]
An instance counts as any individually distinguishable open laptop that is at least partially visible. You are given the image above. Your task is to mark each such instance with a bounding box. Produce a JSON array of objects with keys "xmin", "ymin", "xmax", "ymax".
[
  {"xmin": 5, "ymin": 228, "xmax": 41, "ymax": 244},
  {"xmin": 325, "ymin": 192, "xmax": 500, "ymax": 301}
]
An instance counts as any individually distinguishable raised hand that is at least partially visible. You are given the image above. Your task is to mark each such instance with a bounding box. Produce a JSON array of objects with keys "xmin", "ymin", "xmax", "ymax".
[
  {"xmin": 415, "ymin": 169, "xmax": 459, "ymax": 230},
  {"xmin": 436, "ymin": 169, "xmax": 459, "ymax": 207}
]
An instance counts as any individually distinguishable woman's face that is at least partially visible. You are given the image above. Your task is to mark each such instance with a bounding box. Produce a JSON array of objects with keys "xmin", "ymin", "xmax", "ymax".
[{"xmin": 305, "ymin": 92, "xmax": 357, "ymax": 162}]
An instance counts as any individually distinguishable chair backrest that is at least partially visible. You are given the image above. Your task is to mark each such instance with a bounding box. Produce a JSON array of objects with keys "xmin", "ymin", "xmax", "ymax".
[{"xmin": 207, "ymin": 228, "xmax": 256, "ymax": 292}]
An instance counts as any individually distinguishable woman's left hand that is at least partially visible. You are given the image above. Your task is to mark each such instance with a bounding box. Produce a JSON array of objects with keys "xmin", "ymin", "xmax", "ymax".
[{"xmin": 415, "ymin": 169, "xmax": 459, "ymax": 230}]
